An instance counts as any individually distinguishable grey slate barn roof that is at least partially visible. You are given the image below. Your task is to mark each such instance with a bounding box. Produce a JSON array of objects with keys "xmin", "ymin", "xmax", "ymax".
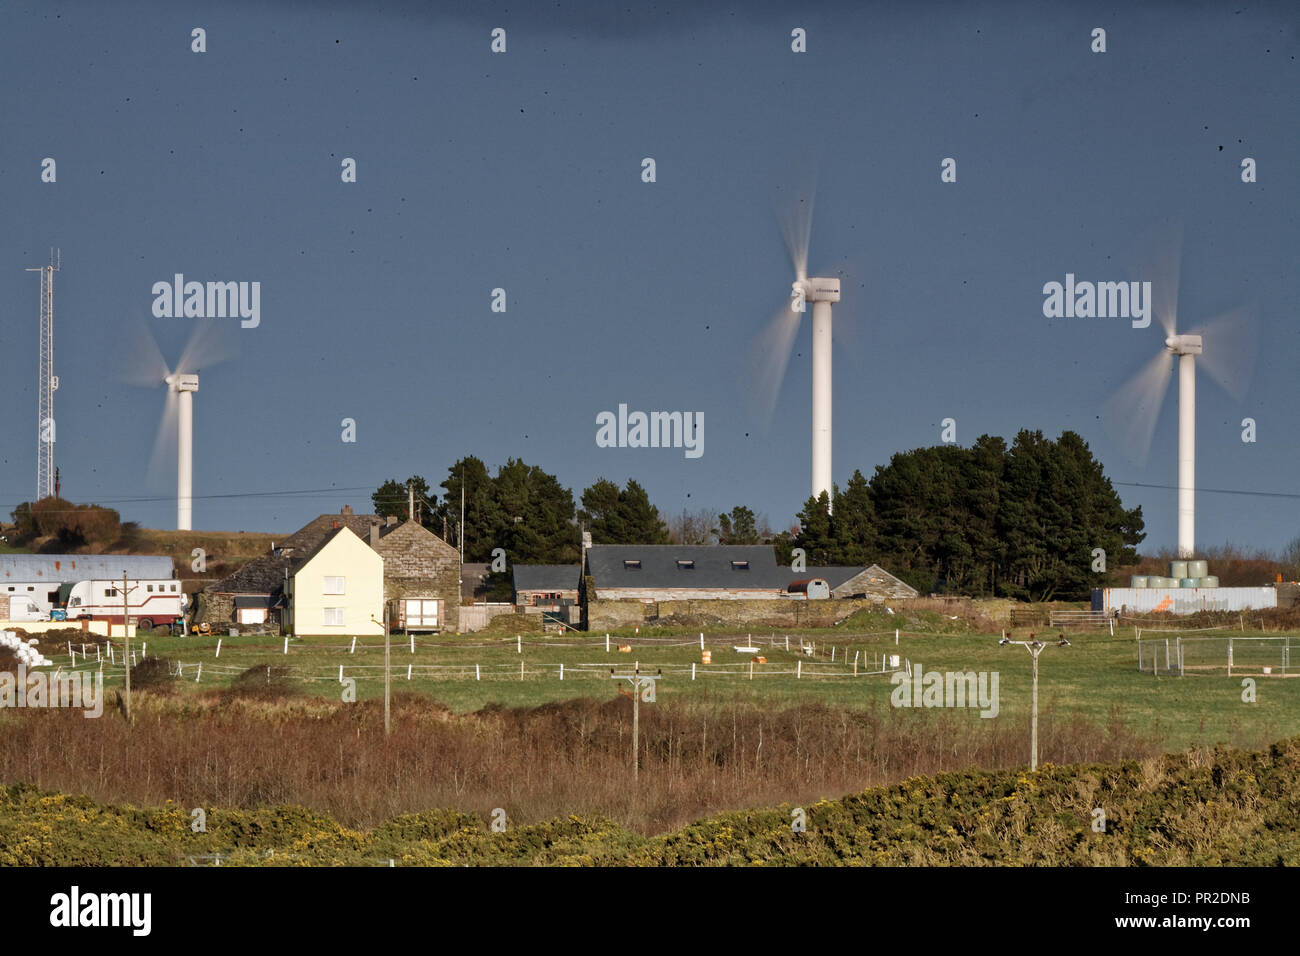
[
  {"xmin": 512, "ymin": 564, "xmax": 581, "ymax": 592},
  {"xmin": 0, "ymin": 554, "xmax": 174, "ymax": 582},
  {"xmin": 587, "ymin": 545, "xmax": 792, "ymax": 590},
  {"xmin": 584, "ymin": 546, "xmax": 918, "ymax": 600}
]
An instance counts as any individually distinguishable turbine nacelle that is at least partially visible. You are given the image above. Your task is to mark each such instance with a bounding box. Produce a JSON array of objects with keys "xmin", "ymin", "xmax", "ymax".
[
  {"xmin": 1164, "ymin": 333, "xmax": 1202, "ymax": 355},
  {"xmin": 792, "ymin": 276, "xmax": 841, "ymax": 304},
  {"xmin": 165, "ymin": 373, "xmax": 200, "ymax": 392}
]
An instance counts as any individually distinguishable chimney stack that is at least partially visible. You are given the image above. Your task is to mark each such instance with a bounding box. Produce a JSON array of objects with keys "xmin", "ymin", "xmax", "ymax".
[
  {"xmin": 370, "ymin": 523, "xmax": 380, "ymax": 547},
  {"xmin": 387, "ymin": 514, "xmax": 397, "ymax": 527},
  {"xmin": 341, "ymin": 505, "xmax": 353, "ymax": 515}
]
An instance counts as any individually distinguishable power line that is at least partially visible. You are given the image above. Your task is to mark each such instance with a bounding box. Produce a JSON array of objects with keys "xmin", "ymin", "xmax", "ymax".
[
  {"xmin": 1115, "ymin": 481, "xmax": 1300, "ymax": 502},
  {"xmin": 0, "ymin": 484, "xmax": 378, "ymax": 512}
]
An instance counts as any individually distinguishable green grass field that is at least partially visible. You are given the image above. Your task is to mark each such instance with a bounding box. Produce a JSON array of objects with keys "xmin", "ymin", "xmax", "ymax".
[{"xmin": 51, "ymin": 621, "xmax": 1300, "ymax": 752}]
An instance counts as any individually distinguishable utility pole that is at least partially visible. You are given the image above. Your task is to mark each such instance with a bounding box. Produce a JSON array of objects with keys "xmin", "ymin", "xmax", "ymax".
[
  {"xmin": 121, "ymin": 571, "xmax": 137, "ymax": 723},
  {"xmin": 384, "ymin": 603, "xmax": 391, "ymax": 735},
  {"xmin": 611, "ymin": 666, "xmax": 660, "ymax": 780},
  {"xmin": 372, "ymin": 607, "xmax": 392, "ymax": 736},
  {"xmin": 407, "ymin": 481, "xmax": 414, "ymax": 522},
  {"xmin": 998, "ymin": 633, "xmax": 1070, "ymax": 771}
]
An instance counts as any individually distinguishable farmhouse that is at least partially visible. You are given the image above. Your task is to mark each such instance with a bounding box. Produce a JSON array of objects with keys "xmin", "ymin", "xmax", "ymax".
[
  {"xmin": 371, "ymin": 517, "xmax": 460, "ymax": 634},
  {"xmin": 197, "ymin": 507, "xmax": 460, "ymax": 632},
  {"xmin": 283, "ymin": 526, "xmax": 384, "ymax": 637}
]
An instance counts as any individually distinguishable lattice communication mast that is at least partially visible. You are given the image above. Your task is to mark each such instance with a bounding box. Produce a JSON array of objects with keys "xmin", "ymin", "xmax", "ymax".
[{"xmin": 26, "ymin": 249, "xmax": 59, "ymax": 501}]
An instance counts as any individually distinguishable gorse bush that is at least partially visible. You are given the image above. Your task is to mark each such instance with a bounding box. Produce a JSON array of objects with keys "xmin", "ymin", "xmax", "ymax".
[{"xmin": 2, "ymin": 737, "xmax": 1297, "ymax": 866}]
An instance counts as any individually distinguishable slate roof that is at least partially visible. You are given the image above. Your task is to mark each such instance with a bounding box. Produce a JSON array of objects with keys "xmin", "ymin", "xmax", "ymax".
[
  {"xmin": 587, "ymin": 545, "xmax": 789, "ymax": 589},
  {"xmin": 513, "ymin": 564, "xmax": 581, "ymax": 592},
  {"xmin": 805, "ymin": 566, "xmax": 869, "ymax": 590},
  {"xmin": 208, "ymin": 553, "xmax": 291, "ymax": 595},
  {"xmin": 276, "ymin": 513, "xmax": 382, "ymax": 556},
  {"xmin": 208, "ymin": 517, "xmax": 442, "ymax": 597}
]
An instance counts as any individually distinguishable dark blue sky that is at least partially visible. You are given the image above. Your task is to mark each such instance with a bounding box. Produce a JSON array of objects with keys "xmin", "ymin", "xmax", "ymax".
[{"xmin": 2, "ymin": 0, "xmax": 1297, "ymax": 555}]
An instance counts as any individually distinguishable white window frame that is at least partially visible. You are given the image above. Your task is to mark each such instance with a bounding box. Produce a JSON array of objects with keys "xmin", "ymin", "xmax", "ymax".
[
  {"xmin": 323, "ymin": 576, "xmax": 346, "ymax": 595},
  {"xmin": 322, "ymin": 607, "xmax": 345, "ymax": 627}
]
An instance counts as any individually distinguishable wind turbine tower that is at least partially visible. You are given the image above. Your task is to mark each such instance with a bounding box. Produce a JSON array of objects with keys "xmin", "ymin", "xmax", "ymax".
[
  {"xmin": 168, "ymin": 372, "xmax": 200, "ymax": 530},
  {"xmin": 1166, "ymin": 333, "xmax": 1201, "ymax": 558},
  {"xmin": 26, "ymin": 249, "xmax": 60, "ymax": 501},
  {"xmin": 798, "ymin": 276, "xmax": 841, "ymax": 503}
]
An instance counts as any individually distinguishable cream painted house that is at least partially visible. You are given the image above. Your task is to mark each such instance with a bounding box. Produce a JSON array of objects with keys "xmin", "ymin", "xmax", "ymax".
[{"xmin": 283, "ymin": 526, "xmax": 384, "ymax": 637}]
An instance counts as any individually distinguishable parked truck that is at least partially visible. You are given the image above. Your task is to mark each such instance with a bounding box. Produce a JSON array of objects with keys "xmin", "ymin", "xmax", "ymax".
[{"xmin": 58, "ymin": 579, "xmax": 187, "ymax": 629}]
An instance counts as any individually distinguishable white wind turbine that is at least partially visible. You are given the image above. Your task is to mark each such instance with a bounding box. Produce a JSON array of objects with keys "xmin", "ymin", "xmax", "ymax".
[
  {"xmin": 123, "ymin": 320, "xmax": 237, "ymax": 530},
  {"xmin": 746, "ymin": 183, "xmax": 852, "ymax": 508},
  {"xmin": 1104, "ymin": 232, "xmax": 1257, "ymax": 559}
]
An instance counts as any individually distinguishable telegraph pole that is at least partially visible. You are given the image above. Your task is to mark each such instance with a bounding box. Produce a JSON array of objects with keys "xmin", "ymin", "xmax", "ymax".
[
  {"xmin": 383, "ymin": 603, "xmax": 391, "ymax": 735},
  {"xmin": 611, "ymin": 666, "xmax": 660, "ymax": 779},
  {"xmin": 373, "ymin": 608, "xmax": 392, "ymax": 736},
  {"xmin": 998, "ymin": 633, "xmax": 1070, "ymax": 770},
  {"xmin": 121, "ymin": 571, "xmax": 137, "ymax": 723}
]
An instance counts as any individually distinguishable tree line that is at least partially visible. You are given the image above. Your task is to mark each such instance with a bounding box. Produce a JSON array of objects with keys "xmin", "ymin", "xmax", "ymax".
[
  {"xmin": 369, "ymin": 430, "xmax": 1142, "ymax": 601},
  {"xmin": 783, "ymin": 430, "xmax": 1145, "ymax": 600}
]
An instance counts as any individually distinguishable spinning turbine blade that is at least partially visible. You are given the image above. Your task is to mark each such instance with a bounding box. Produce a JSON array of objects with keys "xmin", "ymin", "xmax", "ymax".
[
  {"xmin": 776, "ymin": 180, "xmax": 816, "ymax": 282},
  {"xmin": 118, "ymin": 318, "xmax": 173, "ymax": 386},
  {"xmin": 1134, "ymin": 222, "xmax": 1183, "ymax": 337},
  {"xmin": 1195, "ymin": 305, "xmax": 1258, "ymax": 402},
  {"xmin": 743, "ymin": 303, "xmax": 803, "ymax": 425},
  {"xmin": 1103, "ymin": 349, "xmax": 1175, "ymax": 466},
  {"xmin": 147, "ymin": 388, "xmax": 180, "ymax": 489},
  {"xmin": 177, "ymin": 318, "xmax": 239, "ymax": 373}
]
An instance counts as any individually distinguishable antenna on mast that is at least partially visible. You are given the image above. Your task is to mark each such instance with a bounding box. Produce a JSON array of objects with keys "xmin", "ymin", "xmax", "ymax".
[{"xmin": 26, "ymin": 249, "xmax": 60, "ymax": 501}]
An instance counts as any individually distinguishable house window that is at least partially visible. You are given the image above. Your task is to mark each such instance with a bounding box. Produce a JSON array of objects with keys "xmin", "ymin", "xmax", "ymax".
[
  {"xmin": 731, "ymin": 561, "xmax": 750, "ymax": 570},
  {"xmin": 322, "ymin": 607, "xmax": 345, "ymax": 626},
  {"xmin": 323, "ymin": 576, "xmax": 346, "ymax": 595},
  {"xmin": 623, "ymin": 560, "xmax": 641, "ymax": 570},
  {"xmin": 171, "ymin": 584, "xmax": 178, "ymax": 592},
  {"xmin": 677, "ymin": 560, "xmax": 695, "ymax": 570},
  {"xmin": 147, "ymin": 585, "xmax": 154, "ymax": 592},
  {"xmin": 105, "ymin": 588, "xmax": 117, "ymax": 597}
]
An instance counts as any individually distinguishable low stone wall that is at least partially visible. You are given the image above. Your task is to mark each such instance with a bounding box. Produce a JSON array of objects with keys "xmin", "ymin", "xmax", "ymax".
[{"xmin": 586, "ymin": 598, "xmax": 880, "ymax": 631}]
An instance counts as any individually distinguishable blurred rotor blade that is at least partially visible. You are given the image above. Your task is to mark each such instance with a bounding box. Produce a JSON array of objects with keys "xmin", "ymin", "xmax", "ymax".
[
  {"xmin": 1132, "ymin": 221, "xmax": 1183, "ymax": 337},
  {"xmin": 177, "ymin": 319, "xmax": 240, "ymax": 374},
  {"xmin": 1194, "ymin": 304, "xmax": 1258, "ymax": 402},
  {"xmin": 775, "ymin": 177, "xmax": 816, "ymax": 283},
  {"xmin": 743, "ymin": 302, "xmax": 803, "ymax": 425},
  {"xmin": 1102, "ymin": 349, "xmax": 1175, "ymax": 466},
  {"xmin": 118, "ymin": 317, "xmax": 172, "ymax": 386},
  {"xmin": 146, "ymin": 388, "xmax": 180, "ymax": 490}
]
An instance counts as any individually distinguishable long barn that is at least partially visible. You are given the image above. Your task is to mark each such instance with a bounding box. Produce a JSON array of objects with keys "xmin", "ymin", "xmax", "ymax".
[{"xmin": 0, "ymin": 554, "xmax": 174, "ymax": 583}]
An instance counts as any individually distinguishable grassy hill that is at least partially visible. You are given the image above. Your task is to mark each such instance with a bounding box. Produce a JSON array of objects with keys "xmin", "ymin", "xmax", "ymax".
[{"xmin": 0, "ymin": 526, "xmax": 282, "ymax": 582}]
